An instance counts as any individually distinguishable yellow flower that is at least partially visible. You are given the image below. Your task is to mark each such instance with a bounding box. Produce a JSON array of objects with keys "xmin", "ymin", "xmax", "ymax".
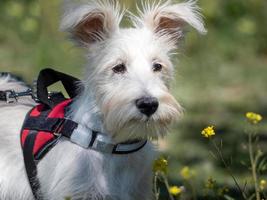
[
  {"xmin": 217, "ymin": 186, "xmax": 229, "ymax": 196},
  {"xmin": 246, "ymin": 112, "xmax": 262, "ymax": 124},
  {"xmin": 201, "ymin": 126, "xmax": 215, "ymax": 138},
  {"xmin": 180, "ymin": 166, "xmax": 194, "ymax": 180},
  {"xmin": 205, "ymin": 177, "xmax": 216, "ymax": 189},
  {"xmin": 169, "ymin": 186, "xmax": 182, "ymax": 196},
  {"xmin": 153, "ymin": 157, "xmax": 168, "ymax": 174},
  {"xmin": 260, "ymin": 179, "xmax": 266, "ymax": 190}
]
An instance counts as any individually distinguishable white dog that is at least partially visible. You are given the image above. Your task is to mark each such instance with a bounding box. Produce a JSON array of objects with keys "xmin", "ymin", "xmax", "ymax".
[{"xmin": 0, "ymin": 0, "xmax": 206, "ymax": 199}]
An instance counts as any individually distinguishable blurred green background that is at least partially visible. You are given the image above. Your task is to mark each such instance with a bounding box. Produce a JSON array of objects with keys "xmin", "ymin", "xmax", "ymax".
[{"xmin": 0, "ymin": 0, "xmax": 267, "ymax": 199}]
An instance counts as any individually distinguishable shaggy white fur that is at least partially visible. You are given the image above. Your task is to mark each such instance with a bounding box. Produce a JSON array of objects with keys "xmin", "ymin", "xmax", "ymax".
[{"xmin": 0, "ymin": 1, "xmax": 206, "ymax": 199}]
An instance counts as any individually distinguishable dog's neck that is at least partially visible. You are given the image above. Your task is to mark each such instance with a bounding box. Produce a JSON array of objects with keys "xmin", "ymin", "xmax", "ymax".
[{"xmin": 69, "ymin": 90, "xmax": 106, "ymax": 134}]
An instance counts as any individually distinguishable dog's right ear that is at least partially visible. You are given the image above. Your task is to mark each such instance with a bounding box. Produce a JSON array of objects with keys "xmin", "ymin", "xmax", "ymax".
[
  {"xmin": 134, "ymin": 0, "xmax": 206, "ymax": 44},
  {"xmin": 60, "ymin": 1, "xmax": 123, "ymax": 46}
]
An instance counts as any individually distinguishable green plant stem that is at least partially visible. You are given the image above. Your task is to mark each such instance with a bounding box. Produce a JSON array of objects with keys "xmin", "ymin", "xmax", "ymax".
[
  {"xmin": 211, "ymin": 139, "xmax": 247, "ymax": 200},
  {"xmin": 187, "ymin": 180, "xmax": 197, "ymax": 200},
  {"xmin": 162, "ymin": 173, "xmax": 175, "ymax": 200},
  {"xmin": 153, "ymin": 173, "xmax": 160, "ymax": 200},
  {"xmin": 154, "ymin": 172, "xmax": 175, "ymax": 200},
  {"xmin": 248, "ymin": 132, "xmax": 261, "ymax": 200}
]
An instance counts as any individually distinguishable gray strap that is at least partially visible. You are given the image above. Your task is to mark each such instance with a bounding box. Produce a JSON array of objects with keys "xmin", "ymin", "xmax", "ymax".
[{"xmin": 69, "ymin": 124, "xmax": 147, "ymax": 154}]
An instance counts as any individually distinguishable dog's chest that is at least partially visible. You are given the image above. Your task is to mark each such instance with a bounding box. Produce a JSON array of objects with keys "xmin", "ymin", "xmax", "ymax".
[{"xmin": 38, "ymin": 140, "xmax": 154, "ymax": 200}]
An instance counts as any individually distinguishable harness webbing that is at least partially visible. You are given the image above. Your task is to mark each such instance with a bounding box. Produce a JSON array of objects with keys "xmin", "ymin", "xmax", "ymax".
[
  {"xmin": 21, "ymin": 99, "xmax": 73, "ymax": 199},
  {"xmin": 22, "ymin": 131, "xmax": 41, "ymax": 200}
]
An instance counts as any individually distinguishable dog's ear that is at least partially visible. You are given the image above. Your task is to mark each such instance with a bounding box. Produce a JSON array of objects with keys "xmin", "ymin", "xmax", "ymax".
[
  {"xmin": 60, "ymin": 1, "xmax": 123, "ymax": 46},
  {"xmin": 134, "ymin": 0, "xmax": 206, "ymax": 42}
]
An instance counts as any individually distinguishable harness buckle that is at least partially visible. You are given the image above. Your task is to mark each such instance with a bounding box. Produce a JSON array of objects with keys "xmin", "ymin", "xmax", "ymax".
[
  {"xmin": 70, "ymin": 124, "xmax": 93, "ymax": 148},
  {"xmin": 53, "ymin": 118, "xmax": 65, "ymax": 136},
  {"xmin": 92, "ymin": 140, "xmax": 115, "ymax": 154},
  {"xmin": 5, "ymin": 90, "xmax": 17, "ymax": 104}
]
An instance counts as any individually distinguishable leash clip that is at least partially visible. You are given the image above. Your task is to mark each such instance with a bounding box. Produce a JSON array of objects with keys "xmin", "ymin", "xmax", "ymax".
[
  {"xmin": 4, "ymin": 89, "xmax": 39, "ymax": 104},
  {"xmin": 5, "ymin": 90, "xmax": 17, "ymax": 103},
  {"xmin": 70, "ymin": 124, "xmax": 93, "ymax": 148}
]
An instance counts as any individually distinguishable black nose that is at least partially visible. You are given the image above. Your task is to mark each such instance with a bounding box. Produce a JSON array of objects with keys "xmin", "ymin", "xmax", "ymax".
[{"xmin": 136, "ymin": 97, "xmax": 159, "ymax": 117}]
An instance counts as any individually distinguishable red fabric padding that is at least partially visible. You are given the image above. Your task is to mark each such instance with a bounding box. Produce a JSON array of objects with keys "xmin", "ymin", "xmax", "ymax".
[
  {"xmin": 32, "ymin": 99, "xmax": 72, "ymax": 154},
  {"xmin": 48, "ymin": 99, "xmax": 72, "ymax": 118},
  {"xmin": 33, "ymin": 131, "xmax": 55, "ymax": 155},
  {"xmin": 30, "ymin": 104, "xmax": 44, "ymax": 117},
  {"xmin": 21, "ymin": 99, "xmax": 72, "ymax": 157},
  {"xmin": 21, "ymin": 129, "xmax": 30, "ymax": 145}
]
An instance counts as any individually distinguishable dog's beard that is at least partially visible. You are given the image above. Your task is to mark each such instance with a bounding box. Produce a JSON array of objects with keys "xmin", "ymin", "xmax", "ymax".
[{"xmin": 100, "ymin": 93, "xmax": 183, "ymax": 143}]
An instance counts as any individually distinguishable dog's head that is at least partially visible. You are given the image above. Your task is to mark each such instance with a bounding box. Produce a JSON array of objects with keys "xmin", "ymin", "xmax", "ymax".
[{"xmin": 61, "ymin": 0, "xmax": 206, "ymax": 142}]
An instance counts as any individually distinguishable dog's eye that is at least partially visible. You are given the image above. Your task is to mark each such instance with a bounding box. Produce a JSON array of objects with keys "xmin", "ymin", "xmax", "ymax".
[
  {"xmin": 112, "ymin": 64, "xmax": 127, "ymax": 74},
  {"xmin": 152, "ymin": 63, "xmax": 163, "ymax": 72}
]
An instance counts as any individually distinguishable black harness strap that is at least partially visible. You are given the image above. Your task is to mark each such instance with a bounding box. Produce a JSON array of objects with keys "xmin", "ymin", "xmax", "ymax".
[
  {"xmin": 112, "ymin": 140, "xmax": 148, "ymax": 154},
  {"xmin": 23, "ymin": 131, "xmax": 41, "ymax": 200},
  {"xmin": 22, "ymin": 116, "xmax": 78, "ymax": 199},
  {"xmin": 21, "ymin": 100, "xmax": 81, "ymax": 200},
  {"xmin": 36, "ymin": 68, "xmax": 82, "ymax": 108},
  {"xmin": 23, "ymin": 117, "xmax": 78, "ymax": 137}
]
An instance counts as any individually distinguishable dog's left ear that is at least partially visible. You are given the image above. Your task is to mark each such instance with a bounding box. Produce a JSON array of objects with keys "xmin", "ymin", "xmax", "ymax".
[
  {"xmin": 60, "ymin": 1, "xmax": 123, "ymax": 46},
  {"xmin": 135, "ymin": 0, "xmax": 206, "ymax": 41}
]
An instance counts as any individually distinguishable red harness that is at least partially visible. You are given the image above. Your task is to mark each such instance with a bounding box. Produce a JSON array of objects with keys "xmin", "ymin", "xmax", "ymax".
[
  {"xmin": 21, "ymin": 99, "xmax": 72, "ymax": 160},
  {"xmin": 20, "ymin": 97, "xmax": 79, "ymax": 200}
]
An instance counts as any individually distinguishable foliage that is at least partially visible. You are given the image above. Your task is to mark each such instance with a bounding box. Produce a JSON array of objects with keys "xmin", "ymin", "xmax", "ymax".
[{"xmin": 155, "ymin": 113, "xmax": 266, "ymax": 199}]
